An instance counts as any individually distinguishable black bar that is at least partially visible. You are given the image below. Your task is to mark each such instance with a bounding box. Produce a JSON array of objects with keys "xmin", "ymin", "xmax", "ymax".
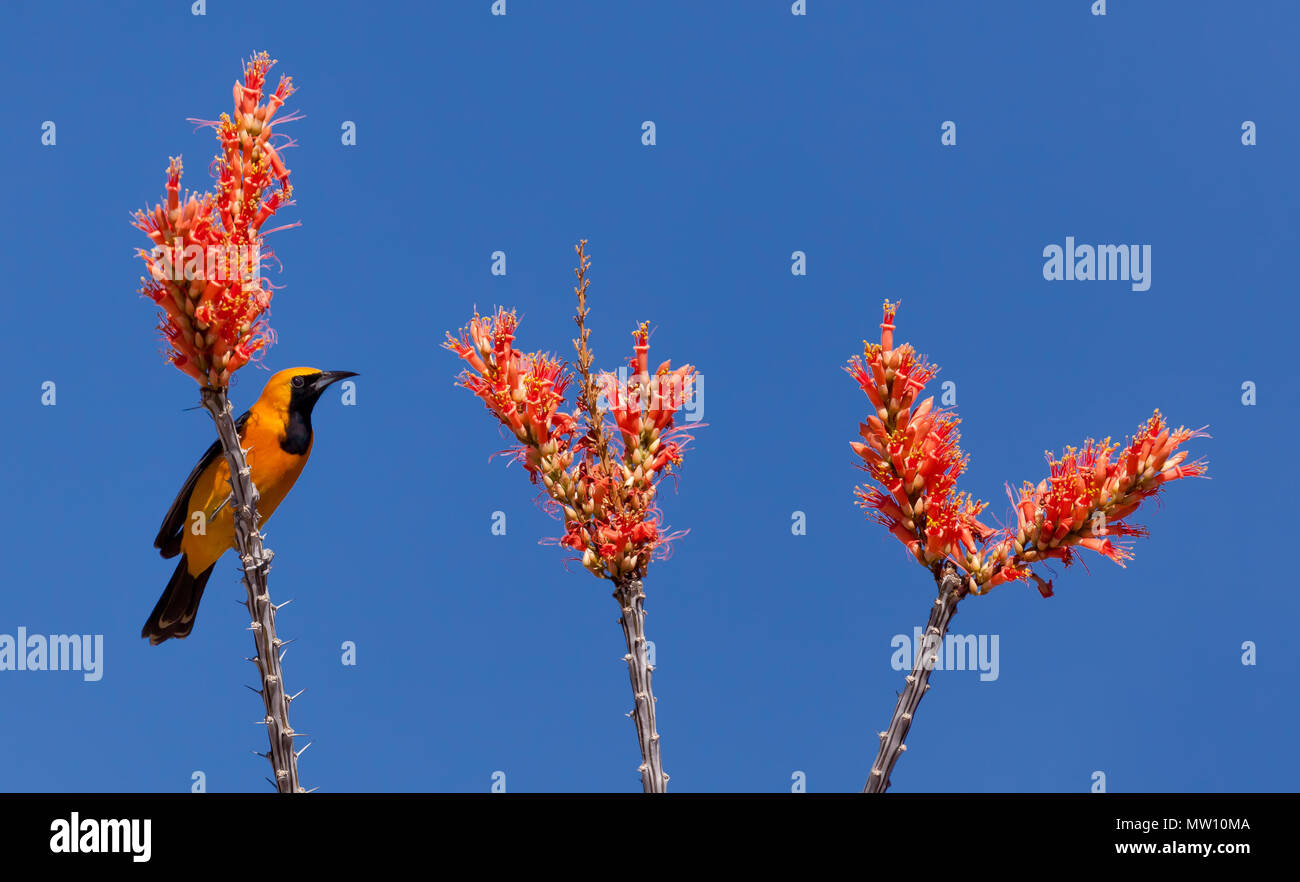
[{"xmin": 1, "ymin": 793, "xmax": 1283, "ymax": 865}]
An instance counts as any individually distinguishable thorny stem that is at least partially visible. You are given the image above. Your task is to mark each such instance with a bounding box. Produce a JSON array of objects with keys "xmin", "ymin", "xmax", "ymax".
[
  {"xmin": 201, "ymin": 387, "xmax": 303, "ymax": 794},
  {"xmin": 864, "ymin": 560, "xmax": 968, "ymax": 793},
  {"xmin": 613, "ymin": 576, "xmax": 668, "ymax": 793}
]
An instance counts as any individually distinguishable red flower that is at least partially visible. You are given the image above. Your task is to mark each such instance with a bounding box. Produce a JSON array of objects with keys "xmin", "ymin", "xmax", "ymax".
[
  {"xmin": 444, "ymin": 308, "xmax": 577, "ymax": 460},
  {"xmin": 849, "ymin": 302, "xmax": 990, "ymax": 570},
  {"xmin": 850, "ymin": 301, "xmax": 1207, "ymax": 598},
  {"xmin": 447, "ymin": 293, "xmax": 697, "ymax": 582},
  {"xmin": 1000, "ymin": 410, "xmax": 1208, "ymax": 587},
  {"xmin": 133, "ymin": 52, "xmax": 297, "ymax": 388}
]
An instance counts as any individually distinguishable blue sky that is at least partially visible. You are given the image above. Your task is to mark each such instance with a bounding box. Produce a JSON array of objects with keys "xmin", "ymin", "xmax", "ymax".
[{"xmin": 1, "ymin": 0, "xmax": 1296, "ymax": 792}]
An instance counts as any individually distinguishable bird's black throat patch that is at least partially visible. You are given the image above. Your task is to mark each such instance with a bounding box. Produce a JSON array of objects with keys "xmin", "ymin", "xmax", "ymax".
[{"xmin": 280, "ymin": 373, "xmax": 323, "ymax": 455}]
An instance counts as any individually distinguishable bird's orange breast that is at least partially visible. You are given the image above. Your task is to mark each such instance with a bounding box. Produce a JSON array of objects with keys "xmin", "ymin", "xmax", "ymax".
[{"xmin": 179, "ymin": 404, "xmax": 312, "ymax": 576}]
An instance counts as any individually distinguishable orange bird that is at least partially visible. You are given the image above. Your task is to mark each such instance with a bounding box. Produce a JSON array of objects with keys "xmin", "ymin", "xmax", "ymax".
[{"xmin": 143, "ymin": 367, "xmax": 357, "ymax": 644}]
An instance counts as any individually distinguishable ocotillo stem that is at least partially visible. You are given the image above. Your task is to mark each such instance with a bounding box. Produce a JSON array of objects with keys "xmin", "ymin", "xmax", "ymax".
[
  {"xmin": 613, "ymin": 577, "xmax": 668, "ymax": 793},
  {"xmin": 201, "ymin": 386, "xmax": 303, "ymax": 793},
  {"xmin": 864, "ymin": 561, "xmax": 966, "ymax": 793}
]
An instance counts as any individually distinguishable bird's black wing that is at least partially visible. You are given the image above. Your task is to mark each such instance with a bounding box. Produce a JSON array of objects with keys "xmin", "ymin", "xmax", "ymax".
[{"xmin": 154, "ymin": 410, "xmax": 251, "ymax": 558}]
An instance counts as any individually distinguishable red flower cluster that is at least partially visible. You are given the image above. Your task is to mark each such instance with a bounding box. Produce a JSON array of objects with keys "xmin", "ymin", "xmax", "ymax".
[
  {"xmin": 446, "ymin": 308, "xmax": 696, "ymax": 580},
  {"xmin": 849, "ymin": 301, "xmax": 1207, "ymax": 597},
  {"xmin": 443, "ymin": 308, "xmax": 578, "ymax": 463},
  {"xmin": 849, "ymin": 301, "xmax": 995, "ymax": 569},
  {"xmin": 600, "ymin": 323, "xmax": 696, "ymax": 477},
  {"xmin": 995, "ymin": 411, "xmax": 1209, "ymax": 596},
  {"xmin": 133, "ymin": 52, "xmax": 298, "ymax": 387}
]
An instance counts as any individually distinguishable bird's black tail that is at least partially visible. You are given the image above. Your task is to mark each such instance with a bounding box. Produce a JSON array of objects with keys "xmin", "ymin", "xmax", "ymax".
[{"xmin": 143, "ymin": 555, "xmax": 215, "ymax": 645}]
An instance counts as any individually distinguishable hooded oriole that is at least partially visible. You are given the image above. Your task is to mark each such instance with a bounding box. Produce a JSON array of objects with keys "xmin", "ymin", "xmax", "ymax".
[{"xmin": 143, "ymin": 367, "xmax": 357, "ymax": 644}]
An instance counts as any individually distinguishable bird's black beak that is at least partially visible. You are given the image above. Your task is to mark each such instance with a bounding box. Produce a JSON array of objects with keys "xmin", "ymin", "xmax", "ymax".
[{"xmin": 311, "ymin": 370, "xmax": 359, "ymax": 396}]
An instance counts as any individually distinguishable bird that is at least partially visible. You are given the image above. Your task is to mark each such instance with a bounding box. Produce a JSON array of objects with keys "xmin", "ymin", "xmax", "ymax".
[{"xmin": 143, "ymin": 367, "xmax": 358, "ymax": 645}]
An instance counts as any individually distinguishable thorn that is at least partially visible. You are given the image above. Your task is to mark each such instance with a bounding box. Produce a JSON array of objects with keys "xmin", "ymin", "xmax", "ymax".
[
  {"xmin": 274, "ymin": 598, "xmax": 294, "ymax": 611},
  {"xmin": 296, "ymin": 742, "xmax": 313, "ymax": 758},
  {"xmin": 288, "ymin": 688, "xmax": 306, "ymax": 702},
  {"xmin": 244, "ymin": 684, "xmax": 263, "ymax": 696},
  {"xmin": 304, "ymin": 786, "xmax": 320, "ymax": 793}
]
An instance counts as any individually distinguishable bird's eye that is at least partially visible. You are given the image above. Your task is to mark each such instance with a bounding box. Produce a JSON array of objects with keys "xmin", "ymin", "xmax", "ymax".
[{"xmin": 292, "ymin": 375, "xmax": 305, "ymax": 388}]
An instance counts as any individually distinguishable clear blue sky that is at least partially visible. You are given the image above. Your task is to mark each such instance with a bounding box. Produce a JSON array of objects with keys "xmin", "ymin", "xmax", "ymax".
[{"xmin": 1, "ymin": 0, "xmax": 1295, "ymax": 793}]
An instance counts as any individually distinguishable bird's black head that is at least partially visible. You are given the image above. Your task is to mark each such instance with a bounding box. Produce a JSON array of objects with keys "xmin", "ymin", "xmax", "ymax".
[{"xmin": 281, "ymin": 369, "xmax": 359, "ymax": 454}]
